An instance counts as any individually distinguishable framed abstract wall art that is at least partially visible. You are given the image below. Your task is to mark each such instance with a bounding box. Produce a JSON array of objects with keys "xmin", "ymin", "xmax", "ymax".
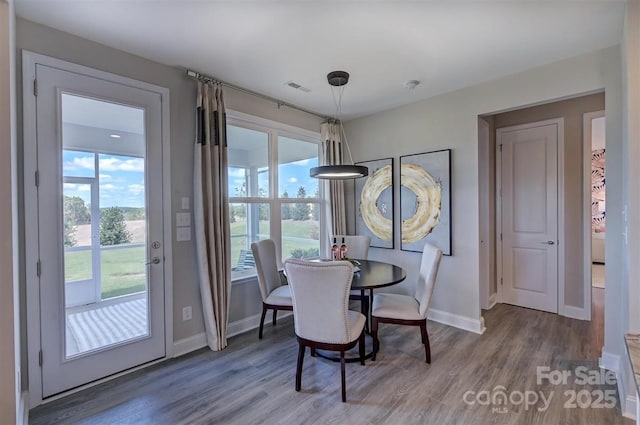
[
  {"xmin": 355, "ymin": 158, "xmax": 394, "ymax": 249},
  {"xmin": 400, "ymin": 149, "xmax": 451, "ymax": 255}
]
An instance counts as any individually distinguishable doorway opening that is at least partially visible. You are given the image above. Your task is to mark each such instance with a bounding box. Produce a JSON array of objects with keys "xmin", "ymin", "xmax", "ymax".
[{"xmin": 478, "ymin": 92, "xmax": 605, "ymax": 327}]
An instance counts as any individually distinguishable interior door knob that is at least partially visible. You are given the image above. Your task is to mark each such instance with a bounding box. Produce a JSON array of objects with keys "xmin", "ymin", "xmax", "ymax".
[
  {"xmin": 146, "ymin": 257, "xmax": 161, "ymax": 265},
  {"xmin": 540, "ymin": 241, "xmax": 555, "ymax": 245}
]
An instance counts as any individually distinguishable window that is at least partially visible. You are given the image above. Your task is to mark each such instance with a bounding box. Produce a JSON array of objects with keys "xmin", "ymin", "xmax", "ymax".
[{"xmin": 227, "ymin": 114, "xmax": 323, "ymax": 280}]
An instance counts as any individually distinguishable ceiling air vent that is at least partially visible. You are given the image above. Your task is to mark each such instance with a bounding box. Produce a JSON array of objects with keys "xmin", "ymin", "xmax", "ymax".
[{"xmin": 285, "ymin": 81, "xmax": 311, "ymax": 93}]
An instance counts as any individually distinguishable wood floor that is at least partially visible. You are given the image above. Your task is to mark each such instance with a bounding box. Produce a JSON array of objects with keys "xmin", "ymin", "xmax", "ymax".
[{"xmin": 30, "ymin": 288, "xmax": 631, "ymax": 425}]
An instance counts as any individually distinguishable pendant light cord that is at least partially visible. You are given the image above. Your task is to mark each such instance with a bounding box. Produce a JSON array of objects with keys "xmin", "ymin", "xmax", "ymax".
[{"xmin": 330, "ymin": 83, "xmax": 356, "ymax": 166}]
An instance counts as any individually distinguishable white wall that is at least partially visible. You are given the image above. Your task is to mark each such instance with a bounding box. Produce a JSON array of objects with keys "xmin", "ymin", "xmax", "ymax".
[
  {"xmin": 345, "ymin": 47, "xmax": 623, "ymax": 338},
  {"xmin": 14, "ymin": 19, "xmax": 323, "ymax": 364},
  {"xmin": 1, "ymin": 0, "xmax": 19, "ymax": 423},
  {"xmin": 623, "ymin": 0, "xmax": 640, "ymax": 419}
]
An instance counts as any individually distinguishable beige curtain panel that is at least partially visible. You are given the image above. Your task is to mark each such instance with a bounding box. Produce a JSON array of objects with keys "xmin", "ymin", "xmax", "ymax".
[
  {"xmin": 194, "ymin": 81, "xmax": 231, "ymax": 351},
  {"xmin": 321, "ymin": 122, "xmax": 347, "ymax": 240}
]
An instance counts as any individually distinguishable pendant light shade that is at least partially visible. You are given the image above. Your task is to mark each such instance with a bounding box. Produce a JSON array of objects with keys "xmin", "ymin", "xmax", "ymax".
[
  {"xmin": 311, "ymin": 71, "xmax": 368, "ymax": 180},
  {"xmin": 310, "ymin": 164, "xmax": 368, "ymax": 179}
]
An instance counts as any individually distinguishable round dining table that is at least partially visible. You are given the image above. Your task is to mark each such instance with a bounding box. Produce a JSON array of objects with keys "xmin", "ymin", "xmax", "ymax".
[{"xmin": 317, "ymin": 259, "xmax": 406, "ymax": 363}]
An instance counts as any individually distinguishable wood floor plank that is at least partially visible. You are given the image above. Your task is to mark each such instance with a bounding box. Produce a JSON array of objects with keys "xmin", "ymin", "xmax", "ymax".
[{"xmin": 30, "ymin": 288, "xmax": 632, "ymax": 424}]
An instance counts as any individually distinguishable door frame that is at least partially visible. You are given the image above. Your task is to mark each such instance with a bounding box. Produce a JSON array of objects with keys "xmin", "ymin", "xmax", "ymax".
[
  {"xmin": 22, "ymin": 51, "xmax": 173, "ymax": 406},
  {"xmin": 495, "ymin": 118, "xmax": 565, "ymax": 315},
  {"xmin": 478, "ymin": 117, "xmax": 492, "ymax": 310},
  {"xmin": 582, "ymin": 110, "xmax": 605, "ymax": 321}
]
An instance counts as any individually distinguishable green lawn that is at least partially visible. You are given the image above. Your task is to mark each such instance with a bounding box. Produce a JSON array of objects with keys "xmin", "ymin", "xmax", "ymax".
[
  {"xmin": 230, "ymin": 219, "xmax": 320, "ymax": 267},
  {"xmin": 66, "ymin": 219, "xmax": 321, "ymax": 295},
  {"xmin": 64, "ymin": 245, "xmax": 146, "ymax": 299}
]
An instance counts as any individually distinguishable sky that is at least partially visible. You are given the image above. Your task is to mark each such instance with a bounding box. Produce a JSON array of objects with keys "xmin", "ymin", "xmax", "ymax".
[
  {"xmin": 63, "ymin": 149, "xmax": 319, "ymax": 210},
  {"xmin": 62, "ymin": 150, "xmax": 145, "ymax": 208},
  {"xmin": 228, "ymin": 157, "xmax": 319, "ymax": 199}
]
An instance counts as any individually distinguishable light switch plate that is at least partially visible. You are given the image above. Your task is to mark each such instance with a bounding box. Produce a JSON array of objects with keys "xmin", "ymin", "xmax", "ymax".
[
  {"xmin": 181, "ymin": 197, "xmax": 190, "ymax": 210},
  {"xmin": 176, "ymin": 212, "xmax": 191, "ymax": 227},
  {"xmin": 182, "ymin": 306, "xmax": 192, "ymax": 321},
  {"xmin": 176, "ymin": 227, "xmax": 191, "ymax": 241}
]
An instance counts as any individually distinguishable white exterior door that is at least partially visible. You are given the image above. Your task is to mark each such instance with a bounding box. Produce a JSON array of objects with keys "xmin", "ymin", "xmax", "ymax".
[
  {"xmin": 498, "ymin": 121, "xmax": 559, "ymax": 313},
  {"xmin": 31, "ymin": 63, "xmax": 166, "ymax": 397}
]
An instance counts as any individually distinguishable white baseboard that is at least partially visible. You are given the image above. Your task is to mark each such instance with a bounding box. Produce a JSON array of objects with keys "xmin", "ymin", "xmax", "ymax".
[
  {"xmin": 624, "ymin": 394, "xmax": 638, "ymax": 420},
  {"xmin": 561, "ymin": 305, "xmax": 589, "ymax": 320},
  {"xmin": 19, "ymin": 391, "xmax": 28, "ymax": 425},
  {"xmin": 428, "ymin": 308, "xmax": 485, "ymax": 334},
  {"xmin": 227, "ymin": 311, "xmax": 293, "ymax": 338},
  {"xmin": 600, "ymin": 351, "xmax": 637, "ymax": 420},
  {"xmin": 173, "ymin": 311, "xmax": 294, "ymax": 357},
  {"xmin": 600, "ymin": 351, "xmax": 621, "ymax": 373},
  {"xmin": 172, "ymin": 333, "xmax": 207, "ymax": 357},
  {"xmin": 487, "ymin": 293, "xmax": 497, "ymax": 310}
]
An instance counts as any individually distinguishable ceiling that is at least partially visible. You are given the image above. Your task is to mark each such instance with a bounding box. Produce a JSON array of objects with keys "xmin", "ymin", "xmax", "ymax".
[{"xmin": 16, "ymin": 1, "xmax": 626, "ymax": 120}]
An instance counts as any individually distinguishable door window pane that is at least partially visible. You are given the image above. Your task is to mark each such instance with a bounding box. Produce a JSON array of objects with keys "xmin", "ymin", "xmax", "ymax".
[
  {"xmin": 228, "ymin": 125, "xmax": 269, "ymax": 197},
  {"xmin": 230, "ymin": 203, "xmax": 270, "ymax": 278},
  {"xmin": 61, "ymin": 93, "xmax": 149, "ymax": 358},
  {"xmin": 63, "ymin": 150, "xmax": 96, "ymax": 178},
  {"xmin": 64, "ymin": 183, "xmax": 93, "ymax": 285},
  {"xmin": 281, "ymin": 202, "xmax": 320, "ymax": 262},
  {"xmin": 278, "ymin": 136, "xmax": 319, "ymax": 199}
]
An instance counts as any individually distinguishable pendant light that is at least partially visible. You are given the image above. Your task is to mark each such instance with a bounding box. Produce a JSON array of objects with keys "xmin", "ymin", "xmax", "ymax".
[{"xmin": 310, "ymin": 71, "xmax": 368, "ymax": 180}]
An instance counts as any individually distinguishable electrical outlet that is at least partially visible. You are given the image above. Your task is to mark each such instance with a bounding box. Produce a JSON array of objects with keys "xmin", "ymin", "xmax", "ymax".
[{"xmin": 182, "ymin": 306, "xmax": 192, "ymax": 321}]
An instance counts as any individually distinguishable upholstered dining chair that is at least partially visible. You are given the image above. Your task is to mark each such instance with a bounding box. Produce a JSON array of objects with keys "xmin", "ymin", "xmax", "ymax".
[
  {"xmin": 371, "ymin": 242, "xmax": 442, "ymax": 363},
  {"xmin": 284, "ymin": 258, "xmax": 366, "ymax": 403},
  {"xmin": 331, "ymin": 235, "xmax": 371, "ymax": 259},
  {"xmin": 332, "ymin": 234, "xmax": 372, "ymax": 328},
  {"xmin": 251, "ymin": 239, "xmax": 293, "ymax": 339}
]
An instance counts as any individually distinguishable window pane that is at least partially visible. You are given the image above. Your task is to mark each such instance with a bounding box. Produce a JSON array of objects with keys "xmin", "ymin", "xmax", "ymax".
[
  {"xmin": 60, "ymin": 93, "xmax": 149, "ymax": 358},
  {"xmin": 281, "ymin": 202, "xmax": 320, "ymax": 262},
  {"xmin": 63, "ymin": 150, "xmax": 96, "ymax": 178},
  {"xmin": 64, "ymin": 183, "xmax": 93, "ymax": 284},
  {"xmin": 278, "ymin": 136, "xmax": 318, "ymax": 199},
  {"xmin": 228, "ymin": 125, "xmax": 269, "ymax": 197},
  {"xmin": 230, "ymin": 203, "xmax": 270, "ymax": 278}
]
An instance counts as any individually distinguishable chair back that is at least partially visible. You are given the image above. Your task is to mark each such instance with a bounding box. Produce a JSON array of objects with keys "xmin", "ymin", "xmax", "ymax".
[
  {"xmin": 414, "ymin": 242, "xmax": 443, "ymax": 319},
  {"xmin": 331, "ymin": 235, "xmax": 371, "ymax": 259},
  {"xmin": 251, "ymin": 239, "xmax": 282, "ymax": 301},
  {"xmin": 284, "ymin": 259, "xmax": 355, "ymax": 344}
]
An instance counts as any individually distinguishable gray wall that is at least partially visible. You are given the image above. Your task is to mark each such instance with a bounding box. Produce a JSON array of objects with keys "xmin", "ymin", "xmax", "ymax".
[
  {"xmin": 1, "ymin": 1, "xmax": 19, "ymax": 422},
  {"xmin": 344, "ymin": 47, "xmax": 623, "ymax": 339},
  {"xmin": 491, "ymin": 92, "xmax": 605, "ymax": 309},
  {"xmin": 15, "ymin": 18, "xmax": 323, "ymax": 360}
]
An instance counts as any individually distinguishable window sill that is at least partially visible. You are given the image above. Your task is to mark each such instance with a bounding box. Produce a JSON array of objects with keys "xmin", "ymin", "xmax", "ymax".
[{"xmin": 231, "ymin": 274, "xmax": 258, "ymax": 286}]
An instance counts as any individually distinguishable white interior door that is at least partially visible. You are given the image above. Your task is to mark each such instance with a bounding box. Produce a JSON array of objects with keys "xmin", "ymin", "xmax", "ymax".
[
  {"xmin": 498, "ymin": 121, "xmax": 559, "ymax": 313},
  {"xmin": 34, "ymin": 63, "xmax": 166, "ymax": 397}
]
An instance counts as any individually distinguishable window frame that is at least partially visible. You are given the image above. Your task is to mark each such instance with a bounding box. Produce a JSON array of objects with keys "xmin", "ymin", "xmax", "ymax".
[{"xmin": 227, "ymin": 110, "xmax": 324, "ymax": 283}]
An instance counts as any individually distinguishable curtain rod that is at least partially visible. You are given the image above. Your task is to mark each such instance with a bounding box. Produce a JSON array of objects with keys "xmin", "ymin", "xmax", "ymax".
[{"xmin": 186, "ymin": 69, "xmax": 329, "ymax": 120}]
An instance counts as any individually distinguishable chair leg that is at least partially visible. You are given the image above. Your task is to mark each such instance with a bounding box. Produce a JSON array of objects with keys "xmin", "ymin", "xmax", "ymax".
[
  {"xmin": 259, "ymin": 304, "xmax": 267, "ymax": 339},
  {"xmin": 363, "ymin": 297, "xmax": 369, "ymax": 333},
  {"xmin": 358, "ymin": 331, "xmax": 365, "ymax": 366},
  {"xmin": 340, "ymin": 350, "xmax": 347, "ymax": 403},
  {"xmin": 272, "ymin": 309, "xmax": 277, "ymax": 326},
  {"xmin": 310, "ymin": 347, "xmax": 316, "ymax": 357},
  {"xmin": 420, "ymin": 321, "xmax": 431, "ymax": 364},
  {"xmin": 295, "ymin": 343, "xmax": 305, "ymax": 392},
  {"xmin": 372, "ymin": 317, "xmax": 379, "ymax": 361}
]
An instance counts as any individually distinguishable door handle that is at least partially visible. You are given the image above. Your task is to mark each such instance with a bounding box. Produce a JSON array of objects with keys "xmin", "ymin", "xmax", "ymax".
[
  {"xmin": 540, "ymin": 241, "xmax": 555, "ymax": 245},
  {"xmin": 146, "ymin": 257, "xmax": 161, "ymax": 265}
]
